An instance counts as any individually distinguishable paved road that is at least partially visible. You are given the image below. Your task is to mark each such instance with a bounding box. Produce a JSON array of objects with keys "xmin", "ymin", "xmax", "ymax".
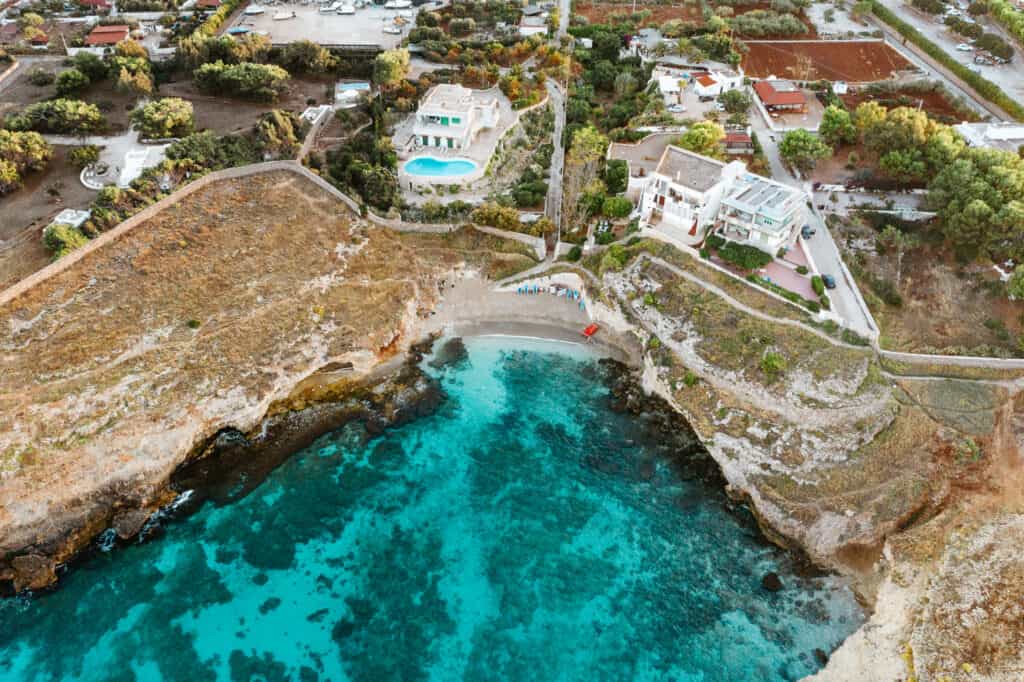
[
  {"xmin": 749, "ymin": 113, "xmax": 877, "ymax": 338},
  {"xmin": 875, "ymin": 0, "xmax": 1024, "ymax": 108}
]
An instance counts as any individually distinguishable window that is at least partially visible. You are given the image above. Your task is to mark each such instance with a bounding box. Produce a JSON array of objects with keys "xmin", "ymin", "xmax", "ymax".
[{"xmin": 452, "ymin": 117, "xmax": 461, "ymax": 124}]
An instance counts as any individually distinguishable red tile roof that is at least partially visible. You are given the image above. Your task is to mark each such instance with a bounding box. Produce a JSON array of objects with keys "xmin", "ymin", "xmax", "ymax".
[
  {"xmin": 30, "ymin": 32, "xmax": 48, "ymax": 44},
  {"xmin": 724, "ymin": 132, "xmax": 751, "ymax": 143},
  {"xmin": 753, "ymin": 81, "xmax": 805, "ymax": 107},
  {"xmin": 197, "ymin": 0, "xmax": 221, "ymax": 7},
  {"xmin": 83, "ymin": 24, "xmax": 129, "ymax": 46},
  {"xmin": 695, "ymin": 74, "xmax": 717, "ymax": 88}
]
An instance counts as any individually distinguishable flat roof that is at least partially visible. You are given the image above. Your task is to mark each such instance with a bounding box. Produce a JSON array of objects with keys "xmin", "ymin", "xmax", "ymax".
[
  {"xmin": 654, "ymin": 145, "xmax": 727, "ymax": 193},
  {"xmin": 723, "ymin": 173, "xmax": 800, "ymax": 221}
]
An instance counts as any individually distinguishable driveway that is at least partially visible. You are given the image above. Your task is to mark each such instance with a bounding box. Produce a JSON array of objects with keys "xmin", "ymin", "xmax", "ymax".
[{"xmin": 750, "ymin": 115, "xmax": 878, "ymax": 337}]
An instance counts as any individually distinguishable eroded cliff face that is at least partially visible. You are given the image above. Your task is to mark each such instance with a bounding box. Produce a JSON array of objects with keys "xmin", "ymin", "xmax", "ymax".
[
  {"xmin": 598, "ymin": 252, "xmax": 1024, "ymax": 681},
  {"xmin": 0, "ymin": 169, "xmax": 537, "ymax": 592}
]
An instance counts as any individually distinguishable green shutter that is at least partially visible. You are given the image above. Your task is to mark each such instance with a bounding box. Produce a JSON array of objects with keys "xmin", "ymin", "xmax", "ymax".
[
  {"xmin": 452, "ymin": 117, "xmax": 461, "ymax": 124},
  {"xmin": 447, "ymin": 138, "xmax": 454, "ymax": 148},
  {"xmin": 440, "ymin": 116, "xmax": 449, "ymax": 126}
]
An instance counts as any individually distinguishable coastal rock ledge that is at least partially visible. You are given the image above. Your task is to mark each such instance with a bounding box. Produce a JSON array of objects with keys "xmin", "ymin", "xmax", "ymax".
[{"xmin": 0, "ymin": 169, "xmax": 536, "ymax": 593}]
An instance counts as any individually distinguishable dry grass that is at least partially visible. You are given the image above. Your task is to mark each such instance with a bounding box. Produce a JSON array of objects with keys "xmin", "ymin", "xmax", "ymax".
[{"xmin": 0, "ymin": 169, "xmax": 532, "ymax": 537}]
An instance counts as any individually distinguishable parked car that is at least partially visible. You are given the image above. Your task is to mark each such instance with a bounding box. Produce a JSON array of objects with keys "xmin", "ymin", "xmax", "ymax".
[
  {"xmin": 714, "ymin": 102, "xmax": 726, "ymax": 112},
  {"xmin": 699, "ymin": 95, "xmax": 714, "ymax": 103},
  {"xmin": 801, "ymin": 225, "xmax": 816, "ymax": 239},
  {"xmin": 667, "ymin": 104, "xmax": 686, "ymax": 113},
  {"xmin": 957, "ymin": 43, "xmax": 973, "ymax": 51},
  {"xmin": 822, "ymin": 274, "xmax": 837, "ymax": 289}
]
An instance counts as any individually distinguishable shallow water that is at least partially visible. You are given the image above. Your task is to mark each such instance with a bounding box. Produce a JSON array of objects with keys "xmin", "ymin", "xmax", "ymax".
[{"xmin": 0, "ymin": 336, "xmax": 863, "ymax": 681}]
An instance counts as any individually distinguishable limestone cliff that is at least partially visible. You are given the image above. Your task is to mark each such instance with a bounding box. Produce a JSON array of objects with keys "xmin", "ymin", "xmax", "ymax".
[
  {"xmin": 0, "ymin": 169, "xmax": 537, "ymax": 592},
  {"xmin": 590, "ymin": 244, "xmax": 1024, "ymax": 681}
]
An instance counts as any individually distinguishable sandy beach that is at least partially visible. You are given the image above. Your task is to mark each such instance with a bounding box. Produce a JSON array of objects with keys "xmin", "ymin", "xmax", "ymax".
[{"xmin": 417, "ymin": 271, "xmax": 642, "ymax": 365}]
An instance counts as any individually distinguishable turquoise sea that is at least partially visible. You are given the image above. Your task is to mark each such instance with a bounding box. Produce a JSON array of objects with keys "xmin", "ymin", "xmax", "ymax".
[{"xmin": 0, "ymin": 336, "xmax": 863, "ymax": 681}]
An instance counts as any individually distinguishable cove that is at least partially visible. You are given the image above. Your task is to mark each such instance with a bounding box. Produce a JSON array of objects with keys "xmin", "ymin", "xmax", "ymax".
[{"xmin": 0, "ymin": 336, "xmax": 863, "ymax": 681}]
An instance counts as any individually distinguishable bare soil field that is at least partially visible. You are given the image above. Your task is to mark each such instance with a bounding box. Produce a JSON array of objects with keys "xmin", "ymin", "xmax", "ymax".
[
  {"xmin": 158, "ymin": 77, "xmax": 333, "ymax": 134},
  {"xmin": 741, "ymin": 40, "xmax": 915, "ymax": 81},
  {"xmin": 832, "ymin": 214, "xmax": 1024, "ymax": 355},
  {"xmin": 839, "ymin": 87, "xmax": 981, "ymax": 123},
  {"xmin": 0, "ymin": 66, "xmax": 139, "ymax": 133},
  {"xmin": 0, "ymin": 145, "xmax": 98, "ymax": 290},
  {"xmin": 0, "ymin": 61, "xmax": 63, "ymax": 121},
  {"xmin": 575, "ymin": 1, "xmax": 705, "ymax": 26}
]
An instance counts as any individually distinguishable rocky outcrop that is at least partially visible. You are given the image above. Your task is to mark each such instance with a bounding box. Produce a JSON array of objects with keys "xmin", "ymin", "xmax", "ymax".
[
  {"xmin": 0, "ymin": 171, "xmax": 536, "ymax": 593},
  {"xmin": 599, "ymin": 248, "xmax": 1024, "ymax": 681}
]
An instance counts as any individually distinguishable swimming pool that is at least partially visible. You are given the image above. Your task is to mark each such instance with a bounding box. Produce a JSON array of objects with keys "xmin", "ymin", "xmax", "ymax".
[{"xmin": 403, "ymin": 156, "xmax": 479, "ymax": 177}]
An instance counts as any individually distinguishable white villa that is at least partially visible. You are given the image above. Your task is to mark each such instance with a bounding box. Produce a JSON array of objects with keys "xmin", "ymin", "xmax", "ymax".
[
  {"xmin": 717, "ymin": 173, "xmax": 805, "ymax": 252},
  {"xmin": 638, "ymin": 146, "xmax": 745, "ymax": 243},
  {"xmin": 412, "ymin": 84, "xmax": 500, "ymax": 151},
  {"xmin": 637, "ymin": 145, "xmax": 804, "ymax": 251}
]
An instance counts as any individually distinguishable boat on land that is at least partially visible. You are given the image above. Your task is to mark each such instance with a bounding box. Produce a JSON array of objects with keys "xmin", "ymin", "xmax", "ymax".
[
  {"xmin": 273, "ymin": 10, "xmax": 296, "ymax": 19},
  {"xmin": 319, "ymin": 1, "xmax": 341, "ymax": 13},
  {"xmin": 243, "ymin": 4, "xmax": 266, "ymax": 14},
  {"xmin": 337, "ymin": 3, "xmax": 355, "ymax": 13},
  {"xmin": 384, "ymin": 0, "xmax": 412, "ymax": 8},
  {"xmin": 582, "ymin": 324, "xmax": 600, "ymax": 338}
]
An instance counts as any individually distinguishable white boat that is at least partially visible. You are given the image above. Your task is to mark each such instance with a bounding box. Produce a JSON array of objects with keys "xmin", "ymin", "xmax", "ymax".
[
  {"xmin": 384, "ymin": 0, "xmax": 411, "ymax": 8},
  {"xmin": 243, "ymin": 4, "xmax": 266, "ymax": 14},
  {"xmin": 319, "ymin": 1, "xmax": 341, "ymax": 12},
  {"xmin": 337, "ymin": 3, "xmax": 355, "ymax": 13},
  {"xmin": 382, "ymin": 25, "xmax": 402, "ymax": 34},
  {"xmin": 273, "ymin": 10, "xmax": 295, "ymax": 19}
]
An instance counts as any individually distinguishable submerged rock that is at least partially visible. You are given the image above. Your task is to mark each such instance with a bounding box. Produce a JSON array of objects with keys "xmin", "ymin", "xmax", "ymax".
[
  {"xmin": 112, "ymin": 510, "xmax": 151, "ymax": 541},
  {"xmin": 428, "ymin": 337, "xmax": 469, "ymax": 371},
  {"xmin": 762, "ymin": 572, "xmax": 784, "ymax": 592}
]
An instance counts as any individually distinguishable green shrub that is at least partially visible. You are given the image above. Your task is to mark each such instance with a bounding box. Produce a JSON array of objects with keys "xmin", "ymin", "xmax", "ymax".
[
  {"xmin": 68, "ymin": 145, "xmax": 100, "ymax": 168},
  {"xmin": 683, "ymin": 370, "xmax": 699, "ymax": 387},
  {"xmin": 42, "ymin": 223, "xmax": 89, "ymax": 259},
  {"xmin": 567, "ymin": 244, "xmax": 583, "ymax": 261},
  {"xmin": 819, "ymin": 294, "xmax": 831, "ymax": 310},
  {"xmin": 601, "ymin": 195, "xmax": 633, "ymax": 218},
  {"xmin": 27, "ymin": 68, "xmax": 54, "ymax": 86},
  {"xmin": 717, "ymin": 241, "xmax": 772, "ymax": 270},
  {"xmin": 796, "ymin": 265, "xmax": 808, "ymax": 275},
  {"xmin": 811, "ymin": 275, "xmax": 825, "ymax": 296},
  {"xmin": 760, "ymin": 351, "xmax": 786, "ymax": 376},
  {"xmin": 55, "ymin": 68, "xmax": 90, "ymax": 96},
  {"xmin": 705, "ymin": 233, "xmax": 726, "ymax": 250}
]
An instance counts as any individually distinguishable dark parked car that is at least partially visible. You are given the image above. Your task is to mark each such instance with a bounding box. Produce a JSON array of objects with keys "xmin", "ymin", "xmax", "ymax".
[
  {"xmin": 801, "ymin": 225, "xmax": 815, "ymax": 239},
  {"xmin": 822, "ymin": 274, "xmax": 837, "ymax": 289},
  {"xmin": 699, "ymin": 95, "xmax": 715, "ymax": 102}
]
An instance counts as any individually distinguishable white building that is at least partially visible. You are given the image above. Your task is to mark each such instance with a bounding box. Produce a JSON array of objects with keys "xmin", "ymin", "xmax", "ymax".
[
  {"xmin": 48, "ymin": 209, "xmax": 91, "ymax": 230},
  {"xmin": 412, "ymin": 84, "xmax": 500, "ymax": 151},
  {"xmin": 717, "ymin": 173, "xmax": 805, "ymax": 253},
  {"xmin": 518, "ymin": 16, "xmax": 547, "ymax": 37},
  {"xmin": 954, "ymin": 122, "xmax": 1024, "ymax": 153},
  {"xmin": 658, "ymin": 75, "xmax": 683, "ymax": 103},
  {"xmin": 691, "ymin": 70, "xmax": 743, "ymax": 98},
  {"xmin": 638, "ymin": 146, "xmax": 745, "ymax": 244}
]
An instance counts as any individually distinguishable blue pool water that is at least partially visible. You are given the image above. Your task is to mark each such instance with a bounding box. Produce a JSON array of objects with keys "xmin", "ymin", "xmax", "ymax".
[
  {"xmin": 403, "ymin": 156, "xmax": 478, "ymax": 177},
  {"xmin": 0, "ymin": 337, "xmax": 863, "ymax": 681}
]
